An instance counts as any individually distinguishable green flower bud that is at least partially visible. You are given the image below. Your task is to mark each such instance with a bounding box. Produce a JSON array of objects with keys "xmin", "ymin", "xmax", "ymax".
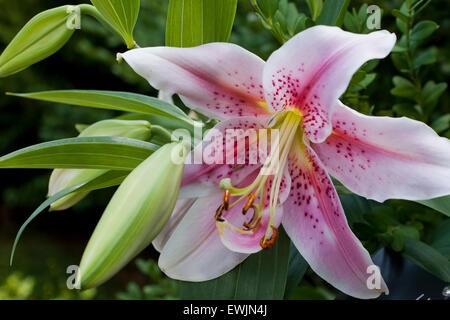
[
  {"xmin": 77, "ymin": 142, "xmax": 186, "ymax": 288},
  {"xmin": 0, "ymin": 5, "xmax": 79, "ymax": 78},
  {"xmin": 49, "ymin": 120, "xmax": 151, "ymax": 211}
]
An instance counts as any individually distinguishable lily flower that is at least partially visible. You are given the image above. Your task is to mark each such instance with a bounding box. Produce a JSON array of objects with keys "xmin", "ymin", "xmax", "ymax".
[{"xmin": 119, "ymin": 26, "xmax": 450, "ymax": 299}]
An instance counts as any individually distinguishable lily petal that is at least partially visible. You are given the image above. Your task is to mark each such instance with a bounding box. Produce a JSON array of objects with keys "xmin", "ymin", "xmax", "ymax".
[
  {"xmin": 263, "ymin": 26, "xmax": 396, "ymax": 143},
  {"xmin": 182, "ymin": 117, "xmax": 268, "ymax": 188},
  {"xmin": 282, "ymin": 135, "xmax": 388, "ymax": 299},
  {"xmin": 158, "ymin": 192, "xmax": 248, "ymax": 281},
  {"xmin": 152, "ymin": 197, "xmax": 196, "ymax": 252},
  {"xmin": 312, "ymin": 101, "xmax": 450, "ymax": 202},
  {"xmin": 119, "ymin": 44, "xmax": 271, "ymax": 121}
]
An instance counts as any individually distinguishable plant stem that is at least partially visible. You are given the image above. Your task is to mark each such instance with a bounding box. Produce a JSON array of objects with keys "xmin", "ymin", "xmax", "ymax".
[
  {"xmin": 249, "ymin": 0, "xmax": 286, "ymax": 44},
  {"xmin": 404, "ymin": 3, "xmax": 426, "ymax": 119}
]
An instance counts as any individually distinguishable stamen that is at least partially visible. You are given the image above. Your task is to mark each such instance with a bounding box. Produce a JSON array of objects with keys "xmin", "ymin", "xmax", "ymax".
[
  {"xmin": 214, "ymin": 111, "xmax": 302, "ymax": 248},
  {"xmin": 222, "ymin": 189, "xmax": 230, "ymax": 210},
  {"xmin": 260, "ymin": 226, "xmax": 279, "ymax": 249},
  {"xmin": 215, "ymin": 204, "xmax": 225, "ymax": 222},
  {"xmin": 242, "ymin": 206, "xmax": 260, "ymax": 230},
  {"xmin": 242, "ymin": 193, "xmax": 255, "ymax": 215}
]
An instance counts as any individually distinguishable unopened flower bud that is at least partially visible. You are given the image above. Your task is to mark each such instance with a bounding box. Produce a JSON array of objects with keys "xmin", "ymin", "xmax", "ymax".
[
  {"xmin": 77, "ymin": 142, "xmax": 186, "ymax": 288},
  {"xmin": 0, "ymin": 6, "xmax": 79, "ymax": 77}
]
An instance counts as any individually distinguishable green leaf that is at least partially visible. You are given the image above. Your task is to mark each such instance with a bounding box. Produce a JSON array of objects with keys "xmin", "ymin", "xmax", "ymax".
[
  {"xmin": 392, "ymin": 103, "xmax": 422, "ymax": 120},
  {"xmin": 90, "ymin": 0, "xmax": 140, "ymax": 48},
  {"xmin": 410, "ymin": 20, "xmax": 439, "ymax": 41},
  {"xmin": 316, "ymin": 0, "xmax": 350, "ymax": 27},
  {"xmin": 429, "ymin": 219, "xmax": 450, "ymax": 259},
  {"xmin": 0, "ymin": 6, "xmax": 76, "ymax": 77},
  {"xmin": 413, "ymin": 46, "xmax": 438, "ymax": 69},
  {"xmin": 75, "ymin": 170, "xmax": 129, "ymax": 191},
  {"xmin": 339, "ymin": 194, "xmax": 380, "ymax": 227},
  {"xmin": 179, "ymin": 228, "xmax": 290, "ymax": 299},
  {"xmin": 431, "ymin": 114, "xmax": 450, "ymax": 134},
  {"xmin": 284, "ymin": 243, "xmax": 309, "ymax": 299},
  {"xmin": 166, "ymin": 0, "xmax": 238, "ymax": 47},
  {"xmin": 392, "ymin": 9, "xmax": 409, "ymax": 24},
  {"xmin": 421, "ymin": 81, "xmax": 447, "ymax": 112},
  {"xmin": 0, "ymin": 137, "xmax": 158, "ymax": 170},
  {"xmin": 390, "ymin": 76, "xmax": 417, "ymax": 99},
  {"xmin": 7, "ymin": 90, "xmax": 195, "ymax": 126},
  {"xmin": 306, "ymin": 0, "xmax": 323, "ymax": 21},
  {"xmin": 417, "ymin": 195, "xmax": 450, "ymax": 218},
  {"xmin": 402, "ymin": 238, "xmax": 450, "ymax": 282},
  {"xmin": 257, "ymin": 0, "xmax": 279, "ymax": 18},
  {"xmin": 344, "ymin": 10, "xmax": 360, "ymax": 33}
]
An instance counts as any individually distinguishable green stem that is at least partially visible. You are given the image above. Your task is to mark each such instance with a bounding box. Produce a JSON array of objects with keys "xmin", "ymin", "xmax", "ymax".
[{"xmin": 404, "ymin": 4, "xmax": 426, "ymax": 119}]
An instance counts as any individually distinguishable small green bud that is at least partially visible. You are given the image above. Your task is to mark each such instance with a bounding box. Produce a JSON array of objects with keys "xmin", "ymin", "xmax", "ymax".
[
  {"xmin": 49, "ymin": 120, "xmax": 151, "ymax": 210},
  {"xmin": 77, "ymin": 142, "xmax": 186, "ymax": 288},
  {"xmin": 0, "ymin": 6, "xmax": 79, "ymax": 78}
]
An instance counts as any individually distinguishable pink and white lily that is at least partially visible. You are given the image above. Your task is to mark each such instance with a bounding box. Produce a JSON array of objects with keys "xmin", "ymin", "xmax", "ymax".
[{"xmin": 119, "ymin": 26, "xmax": 450, "ymax": 299}]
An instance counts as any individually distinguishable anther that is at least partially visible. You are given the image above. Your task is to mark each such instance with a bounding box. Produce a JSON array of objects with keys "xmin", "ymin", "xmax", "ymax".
[
  {"xmin": 243, "ymin": 206, "xmax": 257, "ymax": 230},
  {"xmin": 215, "ymin": 204, "xmax": 225, "ymax": 222},
  {"xmin": 260, "ymin": 226, "xmax": 279, "ymax": 249},
  {"xmin": 242, "ymin": 193, "xmax": 255, "ymax": 215},
  {"xmin": 222, "ymin": 190, "xmax": 230, "ymax": 210}
]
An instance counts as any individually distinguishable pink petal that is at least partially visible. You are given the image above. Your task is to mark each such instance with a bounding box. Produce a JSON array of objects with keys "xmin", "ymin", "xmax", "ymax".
[
  {"xmin": 282, "ymin": 137, "xmax": 388, "ymax": 299},
  {"xmin": 312, "ymin": 102, "xmax": 450, "ymax": 202},
  {"xmin": 217, "ymin": 168, "xmax": 291, "ymax": 254},
  {"xmin": 182, "ymin": 117, "xmax": 268, "ymax": 188},
  {"xmin": 263, "ymin": 26, "xmax": 396, "ymax": 143},
  {"xmin": 119, "ymin": 44, "xmax": 271, "ymax": 121},
  {"xmin": 158, "ymin": 192, "xmax": 248, "ymax": 281},
  {"xmin": 152, "ymin": 197, "xmax": 196, "ymax": 252}
]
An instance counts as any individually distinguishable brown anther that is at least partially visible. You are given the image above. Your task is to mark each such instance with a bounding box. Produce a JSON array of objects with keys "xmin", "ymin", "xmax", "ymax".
[
  {"xmin": 260, "ymin": 226, "xmax": 279, "ymax": 249},
  {"xmin": 222, "ymin": 190, "xmax": 230, "ymax": 210},
  {"xmin": 241, "ymin": 193, "xmax": 255, "ymax": 215},
  {"xmin": 242, "ymin": 206, "xmax": 257, "ymax": 230},
  {"xmin": 215, "ymin": 203, "xmax": 226, "ymax": 222}
]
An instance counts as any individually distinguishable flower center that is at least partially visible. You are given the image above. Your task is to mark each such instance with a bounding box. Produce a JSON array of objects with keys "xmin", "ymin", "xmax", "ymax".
[{"xmin": 216, "ymin": 111, "xmax": 302, "ymax": 249}]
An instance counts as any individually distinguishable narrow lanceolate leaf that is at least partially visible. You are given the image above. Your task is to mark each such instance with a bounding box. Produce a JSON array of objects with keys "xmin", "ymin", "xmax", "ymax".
[
  {"xmin": 7, "ymin": 90, "xmax": 196, "ymax": 126},
  {"xmin": 179, "ymin": 228, "xmax": 290, "ymax": 300},
  {"xmin": 284, "ymin": 243, "xmax": 309, "ymax": 299},
  {"xmin": 10, "ymin": 170, "xmax": 129, "ymax": 265},
  {"xmin": 166, "ymin": 0, "xmax": 238, "ymax": 47},
  {"xmin": 48, "ymin": 120, "xmax": 151, "ymax": 211},
  {"xmin": 0, "ymin": 6, "xmax": 77, "ymax": 77},
  {"xmin": 402, "ymin": 238, "xmax": 450, "ymax": 282},
  {"xmin": 306, "ymin": 0, "xmax": 324, "ymax": 21},
  {"xmin": 417, "ymin": 195, "xmax": 450, "ymax": 218},
  {"xmin": 0, "ymin": 137, "xmax": 158, "ymax": 170},
  {"xmin": 90, "ymin": 0, "xmax": 140, "ymax": 48},
  {"xmin": 316, "ymin": 0, "xmax": 350, "ymax": 27},
  {"xmin": 429, "ymin": 219, "xmax": 450, "ymax": 259}
]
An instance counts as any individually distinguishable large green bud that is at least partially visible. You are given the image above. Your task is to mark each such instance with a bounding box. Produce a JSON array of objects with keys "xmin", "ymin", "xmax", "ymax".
[
  {"xmin": 48, "ymin": 119, "xmax": 151, "ymax": 210},
  {"xmin": 77, "ymin": 142, "xmax": 186, "ymax": 288},
  {"xmin": 0, "ymin": 5, "xmax": 79, "ymax": 78}
]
